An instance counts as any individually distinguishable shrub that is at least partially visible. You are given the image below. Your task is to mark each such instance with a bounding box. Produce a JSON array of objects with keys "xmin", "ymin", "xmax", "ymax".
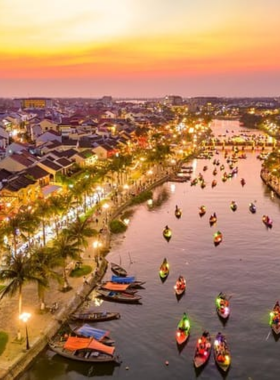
[
  {"xmin": 70, "ymin": 265, "xmax": 92, "ymax": 277},
  {"xmin": 0, "ymin": 332, "xmax": 8, "ymax": 356},
  {"xmin": 109, "ymin": 220, "xmax": 128, "ymax": 234}
]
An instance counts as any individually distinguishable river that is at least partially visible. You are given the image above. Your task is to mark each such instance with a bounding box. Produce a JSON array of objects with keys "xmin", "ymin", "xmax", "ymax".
[{"xmin": 19, "ymin": 121, "xmax": 280, "ymax": 380}]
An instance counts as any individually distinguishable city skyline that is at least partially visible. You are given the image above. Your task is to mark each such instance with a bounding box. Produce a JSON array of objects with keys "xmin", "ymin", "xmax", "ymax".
[{"xmin": 1, "ymin": 0, "xmax": 280, "ymax": 98}]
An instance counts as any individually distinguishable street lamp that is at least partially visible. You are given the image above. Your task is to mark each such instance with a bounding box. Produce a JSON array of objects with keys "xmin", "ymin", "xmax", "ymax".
[
  {"xmin": 19, "ymin": 312, "xmax": 31, "ymax": 350},
  {"xmin": 93, "ymin": 240, "xmax": 103, "ymax": 265}
]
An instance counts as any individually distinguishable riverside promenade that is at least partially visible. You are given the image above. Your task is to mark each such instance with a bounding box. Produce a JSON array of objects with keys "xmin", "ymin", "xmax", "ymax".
[{"xmin": 0, "ymin": 171, "xmax": 171, "ymax": 380}]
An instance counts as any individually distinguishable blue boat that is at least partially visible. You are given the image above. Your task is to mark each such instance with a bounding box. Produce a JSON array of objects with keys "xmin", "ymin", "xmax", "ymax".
[
  {"xmin": 111, "ymin": 275, "xmax": 145, "ymax": 288},
  {"xmin": 69, "ymin": 323, "xmax": 115, "ymax": 346}
]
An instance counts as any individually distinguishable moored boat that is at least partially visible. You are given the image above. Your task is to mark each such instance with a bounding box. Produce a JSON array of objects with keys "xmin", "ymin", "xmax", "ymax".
[
  {"xmin": 213, "ymin": 231, "xmax": 223, "ymax": 246},
  {"xmin": 241, "ymin": 178, "xmax": 246, "ymax": 186},
  {"xmin": 100, "ymin": 282, "xmax": 138, "ymax": 294},
  {"xmin": 176, "ymin": 312, "xmax": 190, "ymax": 345},
  {"xmin": 174, "ymin": 275, "xmax": 186, "ymax": 296},
  {"xmin": 249, "ymin": 203, "xmax": 256, "ymax": 214},
  {"xmin": 111, "ymin": 275, "xmax": 145, "ymax": 288},
  {"xmin": 262, "ymin": 215, "xmax": 273, "ymax": 228},
  {"xmin": 159, "ymin": 258, "xmax": 169, "ymax": 280},
  {"xmin": 216, "ymin": 292, "xmax": 230, "ymax": 319},
  {"xmin": 193, "ymin": 331, "xmax": 212, "ymax": 369},
  {"xmin": 199, "ymin": 205, "xmax": 206, "ymax": 217},
  {"xmin": 270, "ymin": 301, "xmax": 280, "ymax": 334},
  {"xmin": 69, "ymin": 310, "xmax": 121, "ymax": 322},
  {"xmin": 69, "ymin": 323, "xmax": 115, "ymax": 346},
  {"xmin": 48, "ymin": 336, "xmax": 121, "ymax": 364},
  {"xmin": 213, "ymin": 332, "xmax": 231, "ymax": 372},
  {"xmin": 96, "ymin": 289, "xmax": 142, "ymax": 304},
  {"xmin": 110, "ymin": 263, "xmax": 127, "ymax": 277},
  {"xmin": 175, "ymin": 205, "xmax": 182, "ymax": 219},
  {"xmin": 213, "ymin": 168, "xmax": 218, "ymax": 176},
  {"xmin": 163, "ymin": 225, "xmax": 172, "ymax": 242}
]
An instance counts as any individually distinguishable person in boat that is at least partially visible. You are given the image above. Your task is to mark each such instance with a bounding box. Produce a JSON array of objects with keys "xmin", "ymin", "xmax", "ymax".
[{"xmin": 275, "ymin": 301, "xmax": 280, "ymax": 312}]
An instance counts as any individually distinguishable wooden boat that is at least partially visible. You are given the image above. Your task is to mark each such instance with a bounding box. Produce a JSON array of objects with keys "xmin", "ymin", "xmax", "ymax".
[
  {"xmin": 100, "ymin": 282, "xmax": 138, "ymax": 294},
  {"xmin": 199, "ymin": 206, "xmax": 206, "ymax": 217},
  {"xmin": 216, "ymin": 292, "xmax": 230, "ymax": 319},
  {"xmin": 213, "ymin": 168, "xmax": 217, "ymax": 176},
  {"xmin": 111, "ymin": 275, "xmax": 145, "ymax": 288},
  {"xmin": 213, "ymin": 332, "xmax": 231, "ymax": 372},
  {"xmin": 209, "ymin": 214, "xmax": 217, "ymax": 225},
  {"xmin": 96, "ymin": 288, "xmax": 142, "ymax": 304},
  {"xmin": 176, "ymin": 313, "xmax": 190, "ymax": 345},
  {"xmin": 175, "ymin": 206, "xmax": 182, "ymax": 219},
  {"xmin": 270, "ymin": 301, "xmax": 280, "ymax": 334},
  {"xmin": 174, "ymin": 275, "xmax": 186, "ymax": 296},
  {"xmin": 262, "ymin": 215, "xmax": 273, "ymax": 228},
  {"xmin": 69, "ymin": 310, "xmax": 121, "ymax": 322},
  {"xmin": 230, "ymin": 201, "xmax": 237, "ymax": 212},
  {"xmin": 110, "ymin": 263, "xmax": 127, "ymax": 277},
  {"xmin": 159, "ymin": 258, "xmax": 169, "ymax": 280},
  {"xmin": 163, "ymin": 226, "xmax": 172, "ymax": 242},
  {"xmin": 203, "ymin": 165, "xmax": 208, "ymax": 171},
  {"xmin": 69, "ymin": 323, "xmax": 115, "ymax": 346},
  {"xmin": 241, "ymin": 178, "xmax": 246, "ymax": 186},
  {"xmin": 48, "ymin": 336, "xmax": 120, "ymax": 364},
  {"xmin": 249, "ymin": 203, "xmax": 256, "ymax": 214},
  {"xmin": 200, "ymin": 181, "xmax": 206, "ymax": 189},
  {"xmin": 213, "ymin": 231, "xmax": 223, "ymax": 246},
  {"xmin": 193, "ymin": 331, "xmax": 212, "ymax": 369},
  {"xmin": 211, "ymin": 180, "xmax": 217, "ymax": 188}
]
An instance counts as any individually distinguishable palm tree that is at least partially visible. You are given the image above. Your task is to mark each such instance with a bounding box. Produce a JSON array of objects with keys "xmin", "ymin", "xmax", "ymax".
[
  {"xmin": 50, "ymin": 232, "xmax": 81, "ymax": 290},
  {"xmin": 30, "ymin": 245, "xmax": 63, "ymax": 310},
  {"xmin": 65, "ymin": 216, "xmax": 98, "ymax": 258},
  {"xmin": 0, "ymin": 252, "xmax": 47, "ymax": 316},
  {"xmin": 48, "ymin": 194, "xmax": 69, "ymax": 237},
  {"xmin": 34, "ymin": 199, "xmax": 53, "ymax": 246},
  {"xmin": 17, "ymin": 206, "xmax": 40, "ymax": 247},
  {"xmin": 1, "ymin": 214, "xmax": 26, "ymax": 255}
]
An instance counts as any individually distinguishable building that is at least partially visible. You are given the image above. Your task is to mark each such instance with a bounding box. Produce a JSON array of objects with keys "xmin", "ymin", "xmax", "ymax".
[{"xmin": 13, "ymin": 98, "xmax": 53, "ymax": 109}]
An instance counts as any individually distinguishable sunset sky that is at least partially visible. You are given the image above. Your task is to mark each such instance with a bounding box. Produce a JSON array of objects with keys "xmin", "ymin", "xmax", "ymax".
[{"xmin": 1, "ymin": 0, "xmax": 280, "ymax": 98}]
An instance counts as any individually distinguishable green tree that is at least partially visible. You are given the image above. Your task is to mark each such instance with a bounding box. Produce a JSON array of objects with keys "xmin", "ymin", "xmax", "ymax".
[
  {"xmin": 50, "ymin": 232, "xmax": 81, "ymax": 290},
  {"xmin": 30, "ymin": 245, "xmax": 63, "ymax": 310},
  {"xmin": 0, "ymin": 252, "xmax": 47, "ymax": 316}
]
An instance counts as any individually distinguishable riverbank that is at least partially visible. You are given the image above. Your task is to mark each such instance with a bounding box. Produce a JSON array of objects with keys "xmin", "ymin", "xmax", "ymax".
[
  {"xmin": 0, "ymin": 171, "xmax": 172, "ymax": 380},
  {"xmin": 260, "ymin": 168, "xmax": 280, "ymax": 197}
]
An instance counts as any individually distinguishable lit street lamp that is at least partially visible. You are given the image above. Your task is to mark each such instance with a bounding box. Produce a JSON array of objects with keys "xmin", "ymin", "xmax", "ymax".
[{"xmin": 19, "ymin": 312, "xmax": 31, "ymax": 350}]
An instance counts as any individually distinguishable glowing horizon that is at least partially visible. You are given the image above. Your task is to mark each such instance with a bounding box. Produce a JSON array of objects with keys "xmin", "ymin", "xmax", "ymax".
[{"xmin": 1, "ymin": 0, "xmax": 280, "ymax": 97}]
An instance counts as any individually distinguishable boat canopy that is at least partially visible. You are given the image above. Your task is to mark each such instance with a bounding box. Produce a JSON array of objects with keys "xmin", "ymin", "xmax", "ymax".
[
  {"xmin": 76, "ymin": 324, "xmax": 109, "ymax": 340},
  {"xmin": 102, "ymin": 282, "xmax": 130, "ymax": 291},
  {"xmin": 64, "ymin": 336, "xmax": 115, "ymax": 356},
  {"xmin": 111, "ymin": 275, "xmax": 135, "ymax": 283}
]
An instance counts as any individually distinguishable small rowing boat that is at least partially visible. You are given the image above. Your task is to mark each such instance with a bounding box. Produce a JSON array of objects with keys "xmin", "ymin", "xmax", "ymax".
[
  {"xmin": 213, "ymin": 231, "xmax": 223, "ymax": 246},
  {"xmin": 230, "ymin": 201, "xmax": 237, "ymax": 212},
  {"xmin": 163, "ymin": 225, "xmax": 172, "ymax": 242},
  {"xmin": 110, "ymin": 263, "xmax": 127, "ymax": 277},
  {"xmin": 199, "ymin": 205, "xmax": 206, "ymax": 217},
  {"xmin": 176, "ymin": 312, "xmax": 190, "ymax": 345},
  {"xmin": 249, "ymin": 203, "xmax": 256, "ymax": 214},
  {"xmin": 193, "ymin": 331, "xmax": 211, "ymax": 369},
  {"xmin": 209, "ymin": 213, "xmax": 217, "ymax": 225},
  {"xmin": 96, "ymin": 289, "xmax": 142, "ymax": 304},
  {"xmin": 216, "ymin": 292, "xmax": 230, "ymax": 319},
  {"xmin": 175, "ymin": 205, "xmax": 182, "ymax": 219},
  {"xmin": 213, "ymin": 332, "xmax": 231, "ymax": 372},
  {"xmin": 262, "ymin": 215, "xmax": 273, "ymax": 228},
  {"xmin": 174, "ymin": 275, "xmax": 186, "ymax": 296},
  {"xmin": 48, "ymin": 336, "xmax": 121, "ymax": 364},
  {"xmin": 69, "ymin": 311, "xmax": 121, "ymax": 322},
  {"xmin": 270, "ymin": 301, "xmax": 280, "ymax": 335},
  {"xmin": 159, "ymin": 258, "xmax": 169, "ymax": 280}
]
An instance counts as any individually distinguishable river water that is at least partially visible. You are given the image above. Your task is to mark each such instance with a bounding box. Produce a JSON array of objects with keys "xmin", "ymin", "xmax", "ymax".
[{"xmin": 19, "ymin": 121, "xmax": 280, "ymax": 380}]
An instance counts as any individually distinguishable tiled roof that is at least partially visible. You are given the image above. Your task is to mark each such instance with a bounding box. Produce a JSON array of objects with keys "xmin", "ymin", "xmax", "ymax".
[
  {"xmin": 24, "ymin": 165, "xmax": 50, "ymax": 179},
  {"xmin": 4, "ymin": 174, "xmax": 36, "ymax": 192},
  {"xmin": 10, "ymin": 153, "xmax": 38, "ymax": 167},
  {"xmin": 55, "ymin": 157, "xmax": 73, "ymax": 167},
  {"xmin": 39, "ymin": 159, "xmax": 62, "ymax": 171}
]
